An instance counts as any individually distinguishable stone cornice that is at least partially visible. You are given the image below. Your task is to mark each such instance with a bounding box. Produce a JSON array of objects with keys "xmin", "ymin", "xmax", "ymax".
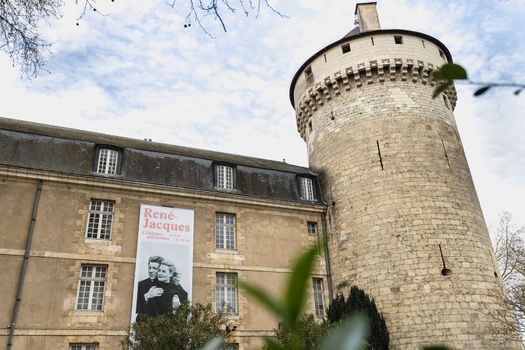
[{"xmin": 295, "ymin": 58, "xmax": 458, "ymax": 139}]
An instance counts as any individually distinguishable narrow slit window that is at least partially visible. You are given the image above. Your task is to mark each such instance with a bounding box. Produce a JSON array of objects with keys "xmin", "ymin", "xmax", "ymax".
[
  {"xmin": 341, "ymin": 43, "xmax": 351, "ymax": 54},
  {"xmin": 442, "ymin": 94, "xmax": 450, "ymax": 109},
  {"xmin": 305, "ymin": 66, "xmax": 314, "ymax": 84},
  {"xmin": 371, "ymin": 37, "xmax": 375, "ymax": 46},
  {"xmin": 394, "ymin": 35, "xmax": 403, "ymax": 44},
  {"xmin": 421, "ymin": 40, "xmax": 426, "ymax": 48},
  {"xmin": 439, "ymin": 49, "xmax": 445, "ymax": 59}
]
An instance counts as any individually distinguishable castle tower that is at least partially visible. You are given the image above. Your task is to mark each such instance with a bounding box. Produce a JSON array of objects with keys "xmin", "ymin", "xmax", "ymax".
[{"xmin": 290, "ymin": 3, "xmax": 521, "ymax": 349}]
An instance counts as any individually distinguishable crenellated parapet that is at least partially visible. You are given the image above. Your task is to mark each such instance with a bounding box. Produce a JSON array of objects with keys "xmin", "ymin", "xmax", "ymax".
[{"xmin": 295, "ymin": 58, "xmax": 457, "ymax": 139}]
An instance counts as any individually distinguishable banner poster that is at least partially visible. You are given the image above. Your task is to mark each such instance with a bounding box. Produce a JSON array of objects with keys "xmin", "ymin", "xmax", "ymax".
[{"xmin": 131, "ymin": 204, "xmax": 194, "ymax": 323}]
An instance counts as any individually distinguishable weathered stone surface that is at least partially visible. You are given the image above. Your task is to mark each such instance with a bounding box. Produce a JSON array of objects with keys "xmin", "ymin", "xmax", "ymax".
[{"xmin": 291, "ymin": 26, "xmax": 521, "ymax": 350}]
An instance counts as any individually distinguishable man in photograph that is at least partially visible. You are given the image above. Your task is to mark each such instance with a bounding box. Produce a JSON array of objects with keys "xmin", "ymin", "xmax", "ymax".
[{"xmin": 136, "ymin": 255, "xmax": 164, "ymax": 317}]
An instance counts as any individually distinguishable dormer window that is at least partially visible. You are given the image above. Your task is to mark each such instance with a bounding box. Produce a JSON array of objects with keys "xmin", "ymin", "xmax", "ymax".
[
  {"xmin": 95, "ymin": 148, "xmax": 120, "ymax": 175},
  {"xmin": 299, "ymin": 177, "xmax": 315, "ymax": 201},
  {"xmin": 216, "ymin": 164, "xmax": 234, "ymax": 190}
]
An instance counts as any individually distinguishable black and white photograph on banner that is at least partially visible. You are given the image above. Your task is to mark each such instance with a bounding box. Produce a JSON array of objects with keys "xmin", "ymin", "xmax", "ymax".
[{"xmin": 131, "ymin": 205, "xmax": 194, "ymax": 323}]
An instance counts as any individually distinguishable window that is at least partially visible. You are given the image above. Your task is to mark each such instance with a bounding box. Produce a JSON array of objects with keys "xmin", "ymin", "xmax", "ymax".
[
  {"xmin": 96, "ymin": 148, "xmax": 119, "ymax": 175},
  {"xmin": 86, "ymin": 200, "xmax": 114, "ymax": 240},
  {"xmin": 394, "ymin": 35, "xmax": 403, "ymax": 44},
  {"xmin": 216, "ymin": 272, "xmax": 237, "ymax": 314},
  {"xmin": 307, "ymin": 222, "xmax": 318, "ymax": 236},
  {"xmin": 313, "ymin": 278, "xmax": 325, "ymax": 317},
  {"xmin": 439, "ymin": 49, "xmax": 445, "ymax": 59},
  {"xmin": 70, "ymin": 345, "xmax": 98, "ymax": 350},
  {"xmin": 341, "ymin": 43, "xmax": 351, "ymax": 54},
  {"xmin": 76, "ymin": 265, "xmax": 107, "ymax": 311},
  {"xmin": 442, "ymin": 94, "xmax": 450, "ymax": 109},
  {"xmin": 300, "ymin": 177, "xmax": 315, "ymax": 201},
  {"xmin": 216, "ymin": 213, "xmax": 236, "ymax": 250},
  {"xmin": 305, "ymin": 66, "xmax": 313, "ymax": 84},
  {"xmin": 216, "ymin": 165, "xmax": 234, "ymax": 190}
]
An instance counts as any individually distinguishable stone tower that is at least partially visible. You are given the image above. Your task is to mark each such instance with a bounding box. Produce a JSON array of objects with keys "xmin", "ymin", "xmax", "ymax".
[{"xmin": 290, "ymin": 3, "xmax": 521, "ymax": 349}]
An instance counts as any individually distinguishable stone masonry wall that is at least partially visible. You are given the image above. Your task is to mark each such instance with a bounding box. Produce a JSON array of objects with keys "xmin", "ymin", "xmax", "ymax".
[
  {"xmin": 293, "ymin": 32, "xmax": 522, "ymax": 349},
  {"xmin": 0, "ymin": 171, "xmax": 326, "ymax": 350}
]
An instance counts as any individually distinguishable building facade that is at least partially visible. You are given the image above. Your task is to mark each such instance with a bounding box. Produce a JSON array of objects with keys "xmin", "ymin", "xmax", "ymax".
[
  {"xmin": 0, "ymin": 2, "xmax": 521, "ymax": 350},
  {"xmin": 0, "ymin": 118, "xmax": 328, "ymax": 350}
]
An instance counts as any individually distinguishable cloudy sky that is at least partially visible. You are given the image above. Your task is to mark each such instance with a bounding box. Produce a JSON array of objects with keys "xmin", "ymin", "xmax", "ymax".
[{"xmin": 0, "ymin": 0, "xmax": 523, "ymax": 231}]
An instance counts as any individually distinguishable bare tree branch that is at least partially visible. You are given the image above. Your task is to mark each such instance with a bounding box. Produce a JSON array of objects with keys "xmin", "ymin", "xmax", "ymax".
[
  {"xmin": 0, "ymin": 0, "xmax": 285, "ymax": 78},
  {"xmin": 491, "ymin": 212, "xmax": 525, "ymax": 339},
  {"xmin": 0, "ymin": 0, "xmax": 62, "ymax": 77}
]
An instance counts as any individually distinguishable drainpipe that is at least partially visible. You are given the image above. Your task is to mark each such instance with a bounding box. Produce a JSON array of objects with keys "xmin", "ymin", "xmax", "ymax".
[
  {"xmin": 321, "ymin": 210, "xmax": 333, "ymax": 302},
  {"xmin": 312, "ymin": 174, "xmax": 333, "ymax": 302},
  {"xmin": 7, "ymin": 180, "xmax": 43, "ymax": 350}
]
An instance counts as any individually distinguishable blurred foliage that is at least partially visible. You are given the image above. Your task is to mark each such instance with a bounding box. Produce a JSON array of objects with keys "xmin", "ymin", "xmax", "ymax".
[
  {"xmin": 124, "ymin": 303, "xmax": 227, "ymax": 350},
  {"xmin": 273, "ymin": 314, "xmax": 332, "ymax": 350},
  {"xmin": 327, "ymin": 287, "xmax": 389, "ymax": 350},
  {"xmin": 432, "ymin": 63, "xmax": 524, "ymax": 98}
]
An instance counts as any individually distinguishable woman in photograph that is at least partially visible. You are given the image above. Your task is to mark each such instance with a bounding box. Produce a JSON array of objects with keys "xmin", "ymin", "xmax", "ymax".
[{"xmin": 156, "ymin": 259, "xmax": 188, "ymax": 314}]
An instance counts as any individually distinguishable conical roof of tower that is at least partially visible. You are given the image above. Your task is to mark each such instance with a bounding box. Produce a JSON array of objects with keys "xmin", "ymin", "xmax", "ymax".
[{"xmin": 342, "ymin": 27, "xmax": 361, "ymax": 39}]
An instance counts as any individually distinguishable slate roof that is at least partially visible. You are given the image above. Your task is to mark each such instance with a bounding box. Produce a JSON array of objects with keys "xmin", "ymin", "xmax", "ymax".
[{"xmin": 0, "ymin": 117, "xmax": 321, "ymax": 204}]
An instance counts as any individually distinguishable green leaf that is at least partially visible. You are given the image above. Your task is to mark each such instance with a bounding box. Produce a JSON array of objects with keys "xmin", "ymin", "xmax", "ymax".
[
  {"xmin": 239, "ymin": 280, "xmax": 288, "ymax": 321},
  {"xmin": 432, "ymin": 81, "xmax": 452, "ymax": 98},
  {"xmin": 431, "ymin": 70, "xmax": 446, "ymax": 81},
  {"xmin": 198, "ymin": 336, "xmax": 223, "ymax": 350},
  {"xmin": 473, "ymin": 86, "xmax": 491, "ymax": 96},
  {"xmin": 283, "ymin": 245, "xmax": 319, "ymax": 325},
  {"xmin": 437, "ymin": 63, "xmax": 468, "ymax": 80},
  {"xmin": 319, "ymin": 314, "xmax": 369, "ymax": 350}
]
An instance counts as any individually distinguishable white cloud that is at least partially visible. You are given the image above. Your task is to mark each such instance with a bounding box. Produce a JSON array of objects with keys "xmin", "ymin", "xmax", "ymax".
[{"xmin": 0, "ymin": 0, "xmax": 523, "ymax": 229}]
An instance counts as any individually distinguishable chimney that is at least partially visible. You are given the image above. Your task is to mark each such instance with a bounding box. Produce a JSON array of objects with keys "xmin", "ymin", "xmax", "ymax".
[{"xmin": 355, "ymin": 2, "xmax": 381, "ymax": 31}]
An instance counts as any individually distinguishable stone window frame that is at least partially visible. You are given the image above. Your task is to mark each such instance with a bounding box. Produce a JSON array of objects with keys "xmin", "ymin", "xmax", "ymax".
[
  {"xmin": 216, "ymin": 272, "xmax": 238, "ymax": 314},
  {"xmin": 76, "ymin": 265, "xmax": 107, "ymax": 311},
  {"xmin": 215, "ymin": 212, "xmax": 236, "ymax": 250},
  {"xmin": 70, "ymin": 344, "xmax": 98, "ymax": 350},
  {"xmin": 86, "ymin": 199, "xmax": 115, "ymax": 240},
  {"xmin": 313, "ymin": 277, "xmax": 325, "ymax": 317},
  {"xmin": 307, "ymin": 221, "xmax": 318, "ymax": 236}
]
